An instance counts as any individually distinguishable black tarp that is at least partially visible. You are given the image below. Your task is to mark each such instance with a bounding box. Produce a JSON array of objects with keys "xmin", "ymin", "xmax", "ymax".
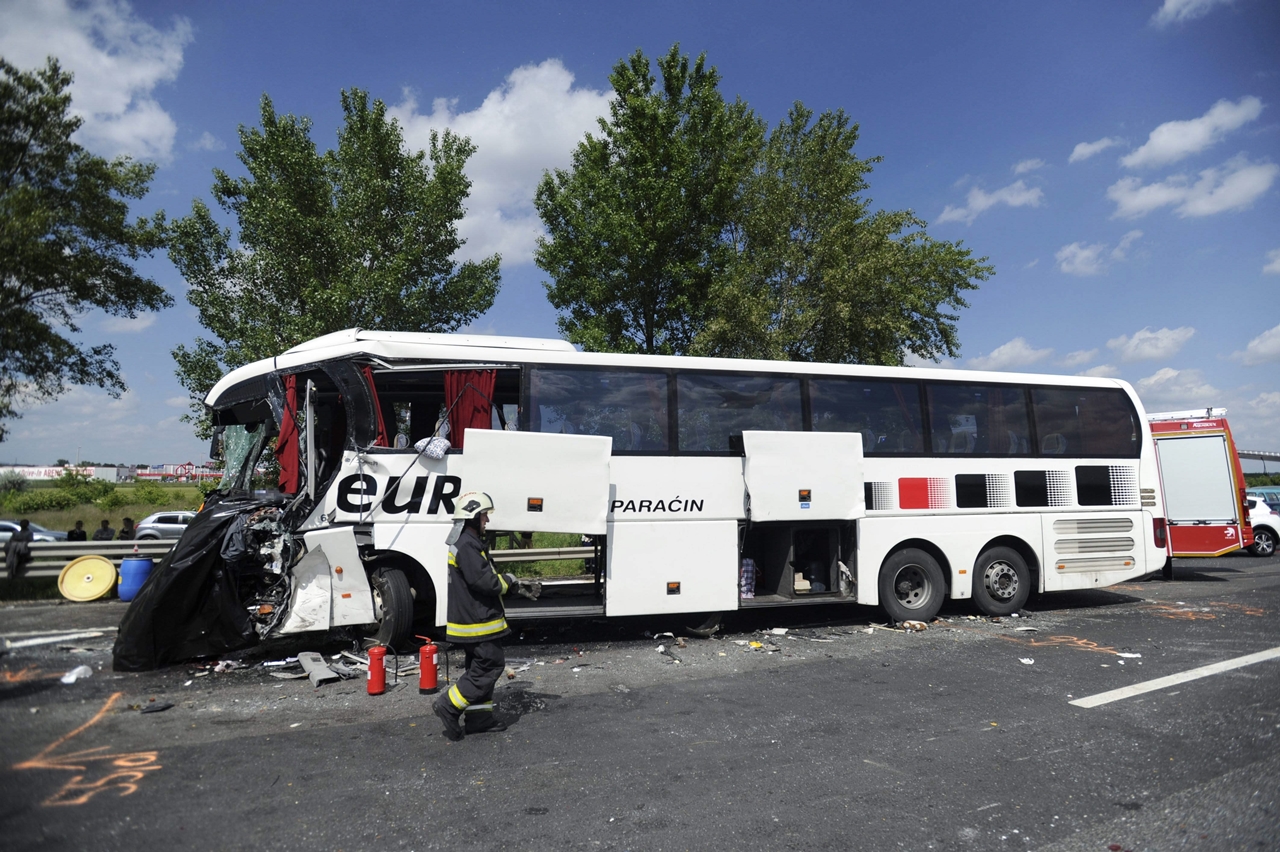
[{"xmin": 112, "ymin": 496, "xmax": 270, "ymax": 671}]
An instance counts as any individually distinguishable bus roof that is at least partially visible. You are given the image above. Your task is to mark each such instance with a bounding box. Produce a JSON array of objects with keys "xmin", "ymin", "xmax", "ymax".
[{"xmin": 205, "ymin": 327, "xmax": 1137, "ymax": 408}]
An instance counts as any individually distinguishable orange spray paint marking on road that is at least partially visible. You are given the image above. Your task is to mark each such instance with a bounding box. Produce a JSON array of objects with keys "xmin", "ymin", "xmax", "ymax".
[
  {"xmin": 14, "ymin": 691, "xmax": 163, "ymax": 806},
  {"xmin": 996, "ymin": 634, "xmax": 1120, "ymax": 655}
]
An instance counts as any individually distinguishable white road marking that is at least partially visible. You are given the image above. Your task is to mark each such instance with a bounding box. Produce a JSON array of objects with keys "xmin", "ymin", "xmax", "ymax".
[
  {"xmin": 1070, "ymin": 646, "xmax": 1280, "ymax": 708},
  {"xmin": 3, "ymin": 631, "xmax": 107, "ymax": 649}
]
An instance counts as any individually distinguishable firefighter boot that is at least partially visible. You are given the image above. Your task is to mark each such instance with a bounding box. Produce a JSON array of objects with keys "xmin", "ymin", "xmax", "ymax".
[
  {"xmin": 464, "ymin": 705, "xmax": 508, "ymax": 734},
  {"xmin": 432, "ymin": 693, "xmax": 465, "ymax": 741}
]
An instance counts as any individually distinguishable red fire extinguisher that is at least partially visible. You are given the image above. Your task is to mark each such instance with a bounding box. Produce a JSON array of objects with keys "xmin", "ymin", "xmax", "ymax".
[
  {"xmin": 418, "ymin": 637, "xmax": 439, "ymax": 694},
  {"xmin": 367, "ymin": 645, "xmax": 387, "ymax": 696}
]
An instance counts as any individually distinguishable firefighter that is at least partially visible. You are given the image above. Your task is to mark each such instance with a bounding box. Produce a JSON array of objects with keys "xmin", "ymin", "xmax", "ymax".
[{"xmin": 432, "ymin": 491, "xmax": 519, "ymax": 740}]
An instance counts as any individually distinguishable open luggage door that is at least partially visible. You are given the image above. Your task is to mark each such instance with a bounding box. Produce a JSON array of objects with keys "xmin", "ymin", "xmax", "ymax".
[
  {"xmin": 462, "ymin": 430, "xmax": 612, "ymax": 535},
  {"xmin": 742, "ymin": 431, "xmax": 865, "ymax": 521}
]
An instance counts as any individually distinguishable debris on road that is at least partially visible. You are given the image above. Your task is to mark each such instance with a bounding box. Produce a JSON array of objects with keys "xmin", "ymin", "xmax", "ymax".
[
  {"xmin": 298, "ymin": 651, "xmax": 341, "ymax": 686},
  {"xmin": 1020, "ymin": 658, "xmax": 1034, "ymax": 665},
  {"xmin": 59, "ymin": 665, "xmax": 93, "ymax": 684},
  {"xmin": 141, "ymin": 702, "xmax": 174, "ymax": 714}
]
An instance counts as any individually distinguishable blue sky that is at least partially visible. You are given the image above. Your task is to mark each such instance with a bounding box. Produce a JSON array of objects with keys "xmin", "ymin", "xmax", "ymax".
[{"xmin": 2, "ymin": 0, "xmax": 1278, "ymax": 466}]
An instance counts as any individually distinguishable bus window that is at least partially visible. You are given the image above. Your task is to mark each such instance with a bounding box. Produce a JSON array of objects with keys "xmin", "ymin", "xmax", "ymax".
[
  {"xmin": 677, "ymin": 373, "xmax": 802, "ymax": 453},
  {"xmin": 529, "ymin": 367, "xmax": 669, "ymax": 452},
  {"xmin": 809, "ymin": 378, "xmax": 924, "ymax": 454},
  {"xmin": 927, "ymin": 383, "xmax": 1032, "ymax": 455},
  {"xmin": 1032, "ymin": 387, "xmax": 1139, "ymax": 458}
]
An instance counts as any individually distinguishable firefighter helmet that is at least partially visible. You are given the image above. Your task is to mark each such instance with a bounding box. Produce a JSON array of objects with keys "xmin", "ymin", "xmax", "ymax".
[{"xmin": 453, "ymin": 491, "xmax": 495, "ymax": 520}]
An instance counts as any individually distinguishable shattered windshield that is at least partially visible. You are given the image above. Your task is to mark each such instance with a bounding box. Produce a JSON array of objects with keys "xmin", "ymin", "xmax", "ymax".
[{"xmin": 219, "ymin": 423, "xmax": 276, "ymax": 493}]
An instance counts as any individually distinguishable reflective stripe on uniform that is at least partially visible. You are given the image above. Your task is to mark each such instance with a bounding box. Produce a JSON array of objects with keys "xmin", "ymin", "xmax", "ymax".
[
  {"xmin": 447, "ymin": 683, "xmax": 468, "ymax": 710},
  {"xmin": 446, "ymin": 616, "xmax": 509, "ymax": 639},
  {"xmin": 463, "ymin": 702, "xmax": 493, "ymax": 714}
]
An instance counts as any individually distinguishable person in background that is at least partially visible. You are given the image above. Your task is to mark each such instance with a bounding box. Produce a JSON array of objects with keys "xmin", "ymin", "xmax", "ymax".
[
  {"xmin": 4, "ymin": 519, "xmax": 34, "ymax": 580},
  {"xmin": 117, "ymin": 517, "xmax": 135, "ymax": 541},
  {"xmin": 66, "ymin": 520, "xmax": 87, "ymax": 541},
  {"xmin": 92, "ymin": 520, "xmax": 115, "ymax": 541}
]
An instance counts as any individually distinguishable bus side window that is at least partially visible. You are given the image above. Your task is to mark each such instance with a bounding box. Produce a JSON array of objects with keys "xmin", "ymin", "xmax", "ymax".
[
  {"xmin": 809, "ymin": 378, "xmax": 924, "ymax": 455},
  {"xmin": 1031, "ymin": 387, "xmax": 1139, "ymax": 458},
  {"xmin": 676, "ymin": 373, "xmax": 802, "ymax": 453},
  {"xmin": 926, "ymin": 383, "xmax": 1031, "ymax": 455},
  {"xmin": 529, "ymin": 367, "xmax": 670, "ymax": 453}
]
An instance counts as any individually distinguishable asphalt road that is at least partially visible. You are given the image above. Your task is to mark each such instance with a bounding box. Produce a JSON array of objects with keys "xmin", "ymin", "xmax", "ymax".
[{"xmin": 2, "ymin": 553, "xmax": 1278, "ymax": 852}]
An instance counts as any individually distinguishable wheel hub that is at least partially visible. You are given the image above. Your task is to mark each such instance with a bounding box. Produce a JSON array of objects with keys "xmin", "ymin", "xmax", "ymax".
[
  {"xmin": 984, "ymin": 562, "xmax": 1018, "ymax": 601},
  {"xmin": 894, "ymin": 565, "xmax": 928, "ymax": 608}
]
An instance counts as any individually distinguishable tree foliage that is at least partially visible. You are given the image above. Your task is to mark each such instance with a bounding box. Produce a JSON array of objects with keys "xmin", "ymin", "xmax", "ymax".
[
  {"xmin": 0, "ymin": 58, "xmax": 171, "ymax": 441},
  {"xmin": 698, "ymin": 104, "xmax": 991, "ymax": 364},
  {"xmin": 169, "ymin": 89, "xmax": 500, "ymax": 434},
  {"xmin": 535, "ymin": 46, "xmax": 761, "ymax": 355},
  {"xmin": 535, "ymin": 47, "xmax": 992, "ymax": 365}
]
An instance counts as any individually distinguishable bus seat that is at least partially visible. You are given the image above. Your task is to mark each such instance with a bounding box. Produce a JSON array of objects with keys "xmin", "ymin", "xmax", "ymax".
[
  {"xmin": 1042, "ymin": 433, "xmax": 1067, "ymax": 454},
  {"xmin": 949, "ymin": 431, "xmax": 976, "ymax": 453},
  {"xmin": 860, "ymin": 429, "xmax": 875, "ymax": 453},
  {"xmin": 628, "ymin": 422, "xmax": 644, "ymax": 450}
]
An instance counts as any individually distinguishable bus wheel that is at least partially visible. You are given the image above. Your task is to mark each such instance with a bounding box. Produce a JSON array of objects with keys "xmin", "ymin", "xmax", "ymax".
[
  {"xmin": 368, "ymin": 567, "xmax": 414, "ymax": 650},
  {"xmin": 972, "ymin": 547, "xmax": 1030, "ymax": 616},
  {"xmin": 1250, "ymin": 528, "xmax": 1276, "ymax": 557},
  {"xmin": 879, "ymin": 549, "xmax": 945, "ymax": 623}
]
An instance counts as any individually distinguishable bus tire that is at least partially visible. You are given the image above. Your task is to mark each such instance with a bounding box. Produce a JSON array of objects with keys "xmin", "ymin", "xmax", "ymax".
[
  {"xmin": 879, "ymin": 548, "xmax": 945, "ymax": 623},
  {"xmin": 972, "ymin": 547, "xmax": 1030, "ymax": 616},
  {"xmin": 368, "ymin": 567, "xmax": 414, "ymax": 650},
  {"xmin": 1249, "ymin": 527, "xmax": 1276, "ymax": 557}
]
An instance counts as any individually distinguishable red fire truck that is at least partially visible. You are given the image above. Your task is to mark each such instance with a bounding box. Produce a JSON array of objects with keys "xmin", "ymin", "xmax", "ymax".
[{"xmin": 1149, "ymin": 409, "xmax": 1253, "ymax": 570}]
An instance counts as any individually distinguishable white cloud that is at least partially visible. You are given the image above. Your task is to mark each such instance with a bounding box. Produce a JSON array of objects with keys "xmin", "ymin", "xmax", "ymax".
[
  {"xmin": 1107, "ymin": 155, "xmax": 1279, "ymax": 219},
  {"xmin": 1120, "ymin": 96, "xmax": 1262, "ymax": 169},
  {"xmin": 968, "ymin": 338, "xmax": 1053, "ymax": 371},
  {"xmin": 1069, "ymin": 137, "xmax": 1121, "ymax": 163},
  {"xmin": 100, "ymin": 313, "xmax": 156, "ymax": 333},
  {"xmin": 904, "ymin": 352, "xmax": 954, "ymax": 369},
  {"xmin": 188, "ymin": 131, "xmax": 225, "ymax": 152},
  {"xmin": 1056, "ymin": 242, "xmax": 1108, "ymax": 276},
  {"xmin": 937, "ymin": 180, "xmax": 1043, "ymax": 225},
  {"xmin": 1060, "ymin": 349, "xmax": 1099, "ymax": 368},
  {"xmin": 1107, "ymin": 326, "xmax": 1195, "ymax": 362},
  {"xmin": 1078, "ymin": 365, "xmax": 1120, "ymax": 378},
  {"xmin": 1110, "ymin": 229, "xmax": 1144, "ymax": 260},
  {"xmin": 1013, "ymin": 158, "xmax": 1045, "ymax": 175},
  {"xmin": 1151, "ymin": 0, "xmax": 1234, "ymax": 27},
  {"xmin": 390, "ymin": 59, "xmax": 612, "ymax": 265},
  {"xmin": 164, "ymin": 396, "xmax": 189, "ymax": 409},
  {"xmin": 1234, "ymin": 323, "xmax": 1280, "ymax": 366},
  {"xmin": 1135, "ymin": 367, "xmax": 1219, "ymax": 412},
  {"xmin": 1265, "ymin": 250, "xmax": 1280, "ymax": 275},
  {"xmin": 1023, "ymin": 258, "xmax": 1039, "ymax": 269},
  {"xmin": 0, "ymin": 0, "xmax": 192, "ymax": 162}
]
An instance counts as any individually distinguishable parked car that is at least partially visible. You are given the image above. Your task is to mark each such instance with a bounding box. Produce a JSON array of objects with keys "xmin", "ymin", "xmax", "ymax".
[
  {"xmin": 1246, "ymin": 498, "xmax": 1278, "ymax": 557},
  {"xmin": 0, "ymin": 520, "xmax": 68, "ymax": 545},
  {"xmin": 1246, "ymin": 487, "xmax": 1280, "ymax": 512},
  {"xmin": 134, "ymin": 511, "xmax": 197, "ymax": 540}
]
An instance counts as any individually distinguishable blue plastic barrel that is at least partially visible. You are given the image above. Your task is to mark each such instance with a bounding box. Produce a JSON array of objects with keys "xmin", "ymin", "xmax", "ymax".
[{"xmin": 118, "ymin": 557, "xmax": 154, "ymax": 602}]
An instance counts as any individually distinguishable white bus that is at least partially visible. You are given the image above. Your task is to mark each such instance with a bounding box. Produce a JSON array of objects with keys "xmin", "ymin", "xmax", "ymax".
[{"xmin": 137, "ymin": 329, "xmax": 1169, "ymax": 657}]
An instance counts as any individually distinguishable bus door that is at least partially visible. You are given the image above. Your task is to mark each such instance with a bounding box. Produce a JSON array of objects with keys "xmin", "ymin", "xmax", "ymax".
[
  {"xmin": 460, "ymin": 430, "xmax": 612, "ymax": 538},
  {"xmin": 740, "ymin": 431, "xmax": 865, "ymax": 601}
]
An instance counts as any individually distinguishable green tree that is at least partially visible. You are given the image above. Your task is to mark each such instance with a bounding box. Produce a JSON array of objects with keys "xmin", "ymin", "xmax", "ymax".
[
  {"xmin": 696, "ymin": 104, "xmax": 991, "ymax": 364},
  {"xmin": 535, "ymin": 45, "xmax": 762, "ymax": 354},
  {"xmin": 0, "ymin": 58, "xmax": 171, "ymax": 441},
  {"xmin": 169, "ymin": 89, "xmax": 500, "ymax": 434}
]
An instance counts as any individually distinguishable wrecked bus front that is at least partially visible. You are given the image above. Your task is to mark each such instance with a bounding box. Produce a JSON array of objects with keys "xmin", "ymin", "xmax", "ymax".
[{"xmin": 113, "ymin": 358, "xmax": 386, "ymax": 671}]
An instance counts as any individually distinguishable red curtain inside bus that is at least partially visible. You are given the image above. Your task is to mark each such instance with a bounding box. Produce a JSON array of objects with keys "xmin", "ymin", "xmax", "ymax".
[
  {"xmin": 277, "ymin": 373, "xmax": 300, "ymax": 494},
  {"xmin": 445, "ymin": 370, "xmax": 495, "ymax": 450},
  {"xmin": 359, "ymin": 366, "xmax": 390, "ymax": 448}
]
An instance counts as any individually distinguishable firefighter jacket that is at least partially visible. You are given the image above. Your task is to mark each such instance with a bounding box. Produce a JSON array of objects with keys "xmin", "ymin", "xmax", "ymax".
[{"xmin": 445, "ymin": 527, "xmax": 512, "ymax": 643}]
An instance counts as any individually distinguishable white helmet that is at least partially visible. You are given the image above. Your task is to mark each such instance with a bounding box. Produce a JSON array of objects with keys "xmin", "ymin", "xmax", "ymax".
[
  {"xmin": 447, "ymin": 491, "xmax": 494, "ymax": 546},
  {"xmin": 453, "ymin": 491, "xmax": 495, "ymax": 520}
]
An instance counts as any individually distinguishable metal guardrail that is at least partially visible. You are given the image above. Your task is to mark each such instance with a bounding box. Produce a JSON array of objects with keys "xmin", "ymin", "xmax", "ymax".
[
  {"xmin": 6, "ymin": 540, "xmax": 591, "ymax": 581},
  {"xmin": 9, "ymin": 540, "xmax": 177, "ymax": 580}
]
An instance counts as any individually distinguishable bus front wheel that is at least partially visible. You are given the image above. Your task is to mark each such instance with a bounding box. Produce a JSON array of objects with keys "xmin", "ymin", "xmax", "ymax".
[
  {"xmin": 879, "ymin": 549, "xmax": 945, "ymax": 623},
  {"xmin": 368, "ymin": 567, "xmax": 414, "ymax": 650},
  {"xmin": 972, "ymin": 547, "xmax": 1030, "ymax": 616}
]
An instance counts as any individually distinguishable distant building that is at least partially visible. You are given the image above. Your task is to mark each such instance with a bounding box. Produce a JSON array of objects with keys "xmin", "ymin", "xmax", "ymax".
[{"xmin": 0, "ymin": 465, "xmax": 136, "ymax": 482}]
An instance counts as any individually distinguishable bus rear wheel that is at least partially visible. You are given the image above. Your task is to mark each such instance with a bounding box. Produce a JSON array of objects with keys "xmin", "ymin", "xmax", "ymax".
[
  {"xmin": 368, "ymin": 567, "xmax": 414, "ymax": 650},
  {"xmin": 879, "ymin": 548, "xmax": 945, "ymax": 623},
  {"xmin": 972, "ymin": 547, "xmax": 1030, "ymax": 616}
]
